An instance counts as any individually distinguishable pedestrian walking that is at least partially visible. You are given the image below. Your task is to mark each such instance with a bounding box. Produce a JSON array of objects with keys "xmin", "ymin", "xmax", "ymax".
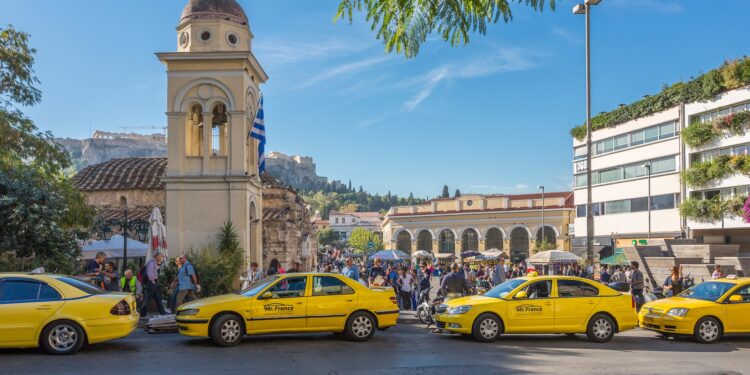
[
  {"xmin": 175, "ymin": 255, "xmax": 200, "ymax": 307},
  {"xmin": 630, "ymin": 261, "xmax": 645, "ymax": 312},
  {"xmin": 397, "ymin": 267, "xmax": 414, "ymax": 310},
  {"xmin": 140, "ymin": 252, "xmax": 167, "ymax": 317},
  {"xmin": 267, "ymin": 258, "xmax": 286, "ymax": 276},
  {"xmin": 492, "ymin": 259, "xmax": 506, "ymax": 286},
  {"xmin": 368, "ymin": 258, "xmax": 386, "ymax": 287}
]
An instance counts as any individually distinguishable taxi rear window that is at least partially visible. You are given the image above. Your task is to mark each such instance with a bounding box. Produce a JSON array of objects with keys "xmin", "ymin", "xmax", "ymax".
[{"xmin": 57, "ymin": 276, "xmax": 106, "ymax": 295}]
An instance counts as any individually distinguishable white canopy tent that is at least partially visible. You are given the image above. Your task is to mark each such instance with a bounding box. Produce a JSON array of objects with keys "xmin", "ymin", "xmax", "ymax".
[
  {"xmin": 526, "ymin": 250, "xmax": 582, "ymax": 265},
  {"xmin": 81, "ymin": 235, "xmax": 148, "ymax": 260}
]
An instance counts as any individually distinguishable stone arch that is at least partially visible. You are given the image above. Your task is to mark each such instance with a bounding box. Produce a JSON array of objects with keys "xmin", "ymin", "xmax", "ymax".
[
  {"xmin": 174, "ymin": 78, "xmax": 237, "ymax": 112},
  {"xmin": 437, "ymin": 229, "xmax": 456, "ymax": 254},
  {"xmin": 461, "ymin": 228, "xmax": 479, "ymax": 252},
  {"xmin": 485, "ymin": 227, "xmax": 504, "ymax": 251},
  {"xmin": 532, "ymin": 224, "xmax": 560, "ymax": 238},
  {"xmin": 509, "ymin": 226, "xmax": 530, "ymax": 262},
  {"xmin": 458, "ymin": 226, "xmax": 483, "ymax": 240},
  {"xmin": 396, "ymin": 230, "xmax": 413, "ymax": 253},
  {"xmin": 506, "ymin": 224, "xmax": 532, "ymax": 238},
  {"xmin": 392, "ymin": 228, "xmax": 414, "ymax": 242},
  {"xmin": 416, "ymin": 229, "xmax": 433, "ymax": 252},
  {"xmin": 185, "ymin": 103, "xmax": 204, "ymax": 156},
  {"xmin": 534, "ymin": 225, "xmax": 559, "ymax": 246}
]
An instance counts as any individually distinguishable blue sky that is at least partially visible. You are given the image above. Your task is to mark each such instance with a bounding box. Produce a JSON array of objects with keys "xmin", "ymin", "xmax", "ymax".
[{"xmin": 3, "ymin": 0, "xmax": 749, "ymax": 198}]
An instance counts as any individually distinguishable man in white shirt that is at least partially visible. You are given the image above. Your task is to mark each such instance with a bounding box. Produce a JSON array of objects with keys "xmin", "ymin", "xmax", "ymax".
[
  {"xmin": 397, "ymin": 268, "xmax": 414, "ymax": 310},
  {"xmin": 240, "ymin": 262, "xmax": 266, "ymax": 290}
]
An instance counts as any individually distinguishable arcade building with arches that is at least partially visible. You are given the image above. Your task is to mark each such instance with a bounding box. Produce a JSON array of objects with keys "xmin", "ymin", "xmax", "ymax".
[{"xmin": 381, "ymin": 193, "xmax": 576, "ymax": 263}]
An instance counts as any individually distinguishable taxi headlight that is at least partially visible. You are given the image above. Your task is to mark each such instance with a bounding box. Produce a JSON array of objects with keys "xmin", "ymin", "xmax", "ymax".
[
  {"xmin": 178, "ymin": 309, "xmax": 200, "ymax": 316},
  {"xmin": 447, "ymin": 305, "xmax": 472, "ymax": 315},
  {"xmin": 666, "ymin": 308, "xmax": 689, "ymax": 317}
]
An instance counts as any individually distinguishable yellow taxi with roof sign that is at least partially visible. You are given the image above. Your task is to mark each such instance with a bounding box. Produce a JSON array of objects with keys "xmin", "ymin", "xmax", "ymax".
[
  {"xmin": 639, "ymin": 276, "xmax": 750, "ymax": 343},
  {"xmin": 175, "ymin": 273, "xmax": 399, "ymax": 346},
  {"xmin": 435, "ymin": 275, "xmax": 638, "ymax": 342}
]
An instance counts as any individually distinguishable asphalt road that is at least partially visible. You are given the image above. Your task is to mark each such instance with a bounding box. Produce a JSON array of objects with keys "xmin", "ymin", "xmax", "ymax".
[{"xmin": 2, "ymin": 317, "xmax": 749, "ymax": 375}]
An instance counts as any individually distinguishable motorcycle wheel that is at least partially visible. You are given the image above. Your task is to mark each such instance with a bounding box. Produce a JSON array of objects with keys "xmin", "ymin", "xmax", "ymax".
[{"xmin": 417, "ymin": 306, "xmax": 430, "ymax": 324}]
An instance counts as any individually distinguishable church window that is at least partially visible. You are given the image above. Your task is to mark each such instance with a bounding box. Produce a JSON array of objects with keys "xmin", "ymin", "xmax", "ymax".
[
  {"xmin": 227, "ymin": 32, "xmax": 239, "ymax": 46},
  {"xmin": 211, "ymin": 104, "xmax": 228, "ymax": 156},
  {"xmin": 200, "ymin": 31, "xmax": 211, "ymax": 41},
  {"xmin": 186, "ymin": 105, "xmax": 203, "ymax": 156}
]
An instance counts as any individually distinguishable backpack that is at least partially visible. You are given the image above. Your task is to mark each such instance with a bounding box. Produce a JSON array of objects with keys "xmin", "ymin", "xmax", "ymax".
[{"xmin": 137, "ymin": 262, "xmax": 149, "ymax": 283}]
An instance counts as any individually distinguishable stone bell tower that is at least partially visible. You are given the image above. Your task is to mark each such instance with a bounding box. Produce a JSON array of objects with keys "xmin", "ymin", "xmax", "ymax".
[{"xmin": 157, "ymin": 0, "xmax": 268, "ymax": 264}]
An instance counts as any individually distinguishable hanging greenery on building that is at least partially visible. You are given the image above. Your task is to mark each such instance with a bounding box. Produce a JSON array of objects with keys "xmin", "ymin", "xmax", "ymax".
[
  {"xmin": 682, "ymin": 111, "xmax": 750, "ymax": 148},
  {"xmin": 571, "ymin": 57, "xmax": 750, "ymax": 140}
]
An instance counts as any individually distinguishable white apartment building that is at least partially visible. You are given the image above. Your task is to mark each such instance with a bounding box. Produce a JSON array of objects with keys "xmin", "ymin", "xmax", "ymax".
[
  {"xmin": 684, "ymin": 87, "xmax": 750, "ymax": 248},
  {"xmin": 572, "ymin": 84, "xmax": 750, "ymax": 254},
  {"xmin": 572, "ymin": 107, "xmax": 683, "ymax": 255},
  {"xmin": 328, "ymin": 211, "xmax": 382, "ymax": 242}
]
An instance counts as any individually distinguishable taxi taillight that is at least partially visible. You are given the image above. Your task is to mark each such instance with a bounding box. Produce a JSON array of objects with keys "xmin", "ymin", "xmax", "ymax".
[
  {"xmin": 389, "ymin": 296, "xmax": 398, "ymax": 306},
  {"xmin": 110, "ymin": 300, "xmax": 131, "ymax": 316},
  {"xmin": 631, "ymin": 295, "xmax": 636, "ymax": 309}
]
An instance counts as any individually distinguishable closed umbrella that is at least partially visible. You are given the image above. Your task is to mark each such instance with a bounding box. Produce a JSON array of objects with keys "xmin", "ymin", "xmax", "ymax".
[{"xmin": 146, "ymin": 207, "xmax": 168, "ymax": 261}]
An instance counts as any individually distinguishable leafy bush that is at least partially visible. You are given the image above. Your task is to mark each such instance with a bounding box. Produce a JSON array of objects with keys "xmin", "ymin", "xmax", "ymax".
[
  {"xmin": 682, "ymin": 121, "xmax": 719, "ymax": 148},
  {"xmin": 571, "ymin": 57, "xmax": 750, "ymax": 140},
  {"xmin": 683, "ymin": 154, "xmax": 750, "ymax": 188},
  {"xmin": 189, "ymin": 222, "xmax": 244, "ymax": 297},
  {"xmin": 683, "ymin": 111, "xmax": 750, "ymax": 148},
  {"xmin": 680, "ymin": 196, "xmax": 746, "ymax": 222}
]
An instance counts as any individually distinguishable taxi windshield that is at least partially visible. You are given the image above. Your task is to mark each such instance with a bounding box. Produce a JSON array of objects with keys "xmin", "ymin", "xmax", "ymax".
[
  {"xmin": 240, "ymin": 276, "xmax": 279, "ymax": 297},
  {"xmin": 483, "ymin": 279, "xmax": 526, "ymax": 299},
  {"xmin": 680, "ymin": 281, "xmax": 734, "ymax": 302}
]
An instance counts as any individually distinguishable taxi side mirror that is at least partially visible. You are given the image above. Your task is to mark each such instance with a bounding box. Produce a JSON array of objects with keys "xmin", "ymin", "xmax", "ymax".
[
  {"xmin": 515, "ymin": 291, "xmax": 528, "ymax": 299},
  {"xmin": 729, "ymin": 295, "xmax": 743, "ymax": 303},
  {"xmin": 260, "ymin": 291, "xmax": 273, "ymax": 300}
]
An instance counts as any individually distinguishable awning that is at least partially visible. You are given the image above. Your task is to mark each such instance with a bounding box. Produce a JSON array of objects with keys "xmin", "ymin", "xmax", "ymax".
[
  {"xmin": 600, "ymin": 253, "xmax": 630, "ymax": 266},
  {"xmin": 81, "ymin": 235, "xmax": 148, "ymax": 260}
]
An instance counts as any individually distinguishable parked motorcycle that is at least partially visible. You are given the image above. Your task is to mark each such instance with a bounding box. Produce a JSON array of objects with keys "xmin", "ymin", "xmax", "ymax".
[{"xmin": 417, "ymin": 290, "xmax": 444, "ymax": 327}]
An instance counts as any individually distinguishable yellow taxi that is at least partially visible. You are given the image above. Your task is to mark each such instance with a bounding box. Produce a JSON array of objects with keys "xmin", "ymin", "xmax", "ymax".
[
  {"xmin": 175, "ymin": 273, "xmax": 399, "ymax": 346},
  {"xmin": 639, "ymin": 277, "xmax": 750, "ymax": 343},
  {"xmin": 435, "ymin": 276, "xmax": 638, "ymax": 343},
  {"xmin": 0, "ymin": 273, "xmax": 138, "ymax": 355}
]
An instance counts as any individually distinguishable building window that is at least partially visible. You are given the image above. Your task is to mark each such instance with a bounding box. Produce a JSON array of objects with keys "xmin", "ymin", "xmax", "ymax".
[
  {"xmin": 186, "ymin": 105, "xmax": 203, "ymax": 156},
  {"xmin": 438, "ymin": 230, "xmax": 455, "ymax": 254},
  {"xmin": 396, "ymin": 231, "xmax": 412, "ymax": 253},
  {"xmin": 417, "ymin": 230, "xmax": 433, "ymax": 252},
  {"xmin": 574, "ymin": 155, "xmax": 677, "ymax": 188},
  {"xmin": 211, "ymin": 104, "xmax": 228, "ymax": 156},
  {"xmin": 691, "ymin": 141, "xmax": 750, "ymax": 165},
  {"xmin": 693, "ymin": 101, "xmax": 750, "ymax": 124},
  {"xmin": 589, "ymin": 120, "xmax": 678, "ymax": 157},
  {"xmin": 485, "ymin": 228, "xmax": 503, "ymax": 251},
  {"xmin": 536, "ymin": 227, "xmax": 556, "ymax": 246},
  {"xmin": 577, "ymin": 194, "xmax": 677, "ymax": 217},
  {"xmin": 461, "ymin": 229, "xmax": 478, "ymax": 251}
]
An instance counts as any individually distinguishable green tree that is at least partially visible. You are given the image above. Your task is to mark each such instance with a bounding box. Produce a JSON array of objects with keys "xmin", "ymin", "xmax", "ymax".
[
  {"xmin": 348, "ymin": 227, "xmax": 382, "ymax": 254},
  {"xmin": 335, "ymin": 0, "xmax": 555, "ymax": 58},
  {"xmin": 442, "ymin": 185, "xmax": 450, "ymax": 198},
  {"xmin": 316, "ymin": 227, "xmax": 339, "ymax": 247},
  {"xmin": 0, "ymin": 26, "xmax": 93, "ymax": 273},
  {"xmin": 454, "ymin": 189, "xmax": 462, "ymax": 197}
]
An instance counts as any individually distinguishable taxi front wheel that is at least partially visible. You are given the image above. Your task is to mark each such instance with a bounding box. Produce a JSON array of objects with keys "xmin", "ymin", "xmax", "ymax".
[
  {"xmin": 586, "ymin": 314, "xmax": 615, "ymax": 343},
  {"xmin": 210, "ymin": 314, "xmax": 244, "ymax": 347},
  {"xmin": 345, "ymin": 311, "xmax": 376, "ymax": 341},
  {"xmin": 472, "ymin": 313, "xmax": 503, "ymax": 342},
  {"xmin": 694, "ymin": 317, "xmax": 722, "ymax": 344}
]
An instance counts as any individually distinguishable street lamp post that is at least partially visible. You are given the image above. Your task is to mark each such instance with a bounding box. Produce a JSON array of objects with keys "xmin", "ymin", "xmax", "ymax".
[
  {"xmin": 573, "ymin": 0, "xmax": 601, "ymax": 264},
  {"xmin": 538, "ymin": 185, "xmax": 545, "ymax": 244},
  {"xmin": 96, "ymin": 206, "xmax": 150, "ymax": 273},
  {"xmin": 643, "ymin": 162, "xmax": 652, "ymax": 239}
]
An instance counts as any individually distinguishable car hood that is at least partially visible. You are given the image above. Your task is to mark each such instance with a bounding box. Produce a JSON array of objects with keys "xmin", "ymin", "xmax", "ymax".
[
  {"xmin": 444, "ymin": 295, "xmax": 500, "ymax": 308},
  {"xmin": 643, "ymin": 296, "xmax": 715, "ymax": 311},
  {"xmin": 178, "ymin": 293, "xmax": 247, "ymax": 311}
]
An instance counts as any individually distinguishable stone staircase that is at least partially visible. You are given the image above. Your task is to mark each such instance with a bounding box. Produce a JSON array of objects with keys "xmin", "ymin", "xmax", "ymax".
[{"xmin": 616, "ymin": 240, "xmax": 747, "ymax": 288}]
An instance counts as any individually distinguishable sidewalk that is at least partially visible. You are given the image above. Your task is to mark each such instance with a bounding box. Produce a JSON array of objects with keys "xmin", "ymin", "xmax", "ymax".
[{"xmin": 397, "ymin": 310, "xmax": 423, "ymax": 325}]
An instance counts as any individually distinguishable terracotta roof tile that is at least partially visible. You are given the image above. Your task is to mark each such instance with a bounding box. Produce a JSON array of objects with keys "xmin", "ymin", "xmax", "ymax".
[{"xmin": 73, "ymin": 158, "xmax": 167, "ymax": 191}]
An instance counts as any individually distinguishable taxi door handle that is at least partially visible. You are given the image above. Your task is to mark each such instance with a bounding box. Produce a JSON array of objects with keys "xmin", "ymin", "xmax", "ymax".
[
  {"xmin": 587, "ymin": 300, "xmax": 595, "ymax": 304},
  {"xmin": 36, "ymin": 305, "xmax": 51, "ymax": 311},
  {"xmin": 544, "ymin": 302, "xmax": 552, "ymax": 306},
  {"xmin": 296, "ymin": 302, "xmax": 303, "ymax": 305},
  {"xmin": 345, "ymin": 299, "xmax": 354, "ymax": 302}
]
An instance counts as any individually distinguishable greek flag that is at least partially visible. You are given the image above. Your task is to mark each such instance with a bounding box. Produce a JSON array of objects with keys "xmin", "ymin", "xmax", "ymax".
[{"xmin": 249, "ymin": 94, "xmax": 266, "ymax": 173}]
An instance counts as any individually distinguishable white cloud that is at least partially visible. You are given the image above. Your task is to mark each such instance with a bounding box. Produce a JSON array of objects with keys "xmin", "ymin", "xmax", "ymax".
[
  {"xmin": 514, "ymin": 184, "xmax": 530, "ymax": 190},
  {"xmin": 403, "ymin": 47, "xmax": 536, "ymax": 111},
  {"xmin": 254, "ymin": 38, "xmax": 374, "ymax": 65},
  {"xmin": 551, "ymin": 26, "xmax": 582, "ymax": 45},
  {"xmin": 294, "ymin": 55, "xmax": 393, "ymax": 90}
]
